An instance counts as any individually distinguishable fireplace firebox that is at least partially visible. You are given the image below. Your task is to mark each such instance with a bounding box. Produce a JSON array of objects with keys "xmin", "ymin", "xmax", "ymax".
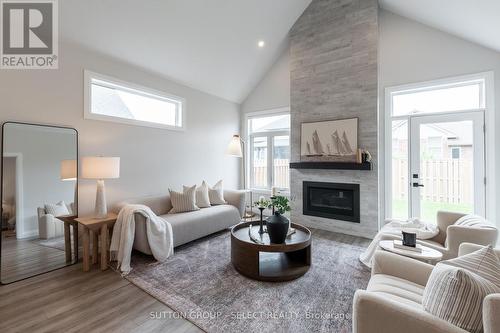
[{"xmin": 303, "ymin": 181, "xmax": 360, "ymax": 223}]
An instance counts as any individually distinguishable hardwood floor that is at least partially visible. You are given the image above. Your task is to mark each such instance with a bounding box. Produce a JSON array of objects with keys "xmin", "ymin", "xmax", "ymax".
[
  {"xmin": 1, "ymin": 232, "xmax": 69, "ymax": 283},
  {"xmin": 0, "ymin": 263, "xmax": 202, "ymax": 333}
]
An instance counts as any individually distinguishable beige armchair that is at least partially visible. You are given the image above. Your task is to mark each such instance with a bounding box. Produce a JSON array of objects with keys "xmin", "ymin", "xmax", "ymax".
[
  {"xmin": 37, "ymin": 202, "xmax": 74, "ymax": 239},
  {"xmin": 353, "ymin": 244, "xmax": 500, "ymax": 333},
  {"xmin": 379, "ymin": 211, "xmax": 498, "ymax": 260}
]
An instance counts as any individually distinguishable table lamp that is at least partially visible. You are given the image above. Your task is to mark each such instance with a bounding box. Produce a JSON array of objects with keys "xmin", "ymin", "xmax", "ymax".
[
  {"xmin": 61, "ymin": 159, "xmax": 78, "ymax": 213},
  {"xmin": 82, "ymin": 156, "xmax": 120, "ymax": 218}
]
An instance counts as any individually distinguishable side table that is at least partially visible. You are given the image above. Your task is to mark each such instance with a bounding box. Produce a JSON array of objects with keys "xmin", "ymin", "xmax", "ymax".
[
  {"xmin": 75, "ymin": 213, "xmax": 117, "ymax": 272},
  {"xmin": 379, "ymin": 240, "xmax": 443, "ymax": 264},
  {"xmin": 58, "ymin": 215, "xmax": 79, "ymax": 264}
]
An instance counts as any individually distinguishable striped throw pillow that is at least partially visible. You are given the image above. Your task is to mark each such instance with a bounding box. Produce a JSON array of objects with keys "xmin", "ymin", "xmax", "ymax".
[
  {"xmin": 184, "ymin": 183, "xmax": 210, "ymax": 208},
  {"xmin": 207, "ymin": 180, "xmax": 226, "ymax": 205},
  {"xmin": 444, "ymin": 245, "xmax": 500, "ymax": 288},
  {"xmin": 423, "ymin": 263, "xmax": 500, "ymax": 333},
  {"xmin": 168, "ymin": 185, "xmax": 200, "ymax": 214}
]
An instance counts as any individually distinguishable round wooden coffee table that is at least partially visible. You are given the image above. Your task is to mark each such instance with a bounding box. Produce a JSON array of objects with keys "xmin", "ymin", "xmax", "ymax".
[{"xmin": 231, "ymin": 221, "xmax": 311, "ymax": 282}]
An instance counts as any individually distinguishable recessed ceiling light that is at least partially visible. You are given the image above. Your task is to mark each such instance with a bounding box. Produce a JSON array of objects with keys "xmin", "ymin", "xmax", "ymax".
[{"xmin": 258, "ymin": 40, "xmax": 265, "ymax": 48}]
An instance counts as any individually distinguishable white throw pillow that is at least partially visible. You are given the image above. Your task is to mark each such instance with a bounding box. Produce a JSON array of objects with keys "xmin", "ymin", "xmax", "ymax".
[
  {"xmin": 44, "ymin": 201, "xmax": 70, "ymax": 217},
  {"xmin": 184, "ymin": 183, "xmax": 211, "ymax": 208},
  {"xmin": 206, "ymin": 180, "xmax": 226, "ymax": 205},
  {"xmin": 423, "ymin": 263, "xmax": 500, "ymax": 333},
  {"xmin": 169, "ymin": 185, "xmax": 200, "ymax": 214}
]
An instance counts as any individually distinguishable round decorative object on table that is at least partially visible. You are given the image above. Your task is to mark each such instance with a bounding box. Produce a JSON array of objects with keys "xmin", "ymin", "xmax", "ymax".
[
  {"xmin": 266, "ymin": 212, "xmax": 289, "ymax": 243},
  {"xmin": 231, "ymin": 222, "xmax": 311, "ymax": 282},
  {"xmin": 379, "ymin": 240, "xmax": 443, "ymax": 264}
]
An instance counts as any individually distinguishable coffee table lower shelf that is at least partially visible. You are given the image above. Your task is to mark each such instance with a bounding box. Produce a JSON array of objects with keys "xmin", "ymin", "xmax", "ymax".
[{"xmin": 230, "ymin": 222, "xmax": 312, "ymax": 282}]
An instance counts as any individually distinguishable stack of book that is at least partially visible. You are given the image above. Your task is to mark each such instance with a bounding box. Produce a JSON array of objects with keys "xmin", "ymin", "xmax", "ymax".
[{"xmin": 393, "ymin": 240, "xmax": 422, "ymax": 253}]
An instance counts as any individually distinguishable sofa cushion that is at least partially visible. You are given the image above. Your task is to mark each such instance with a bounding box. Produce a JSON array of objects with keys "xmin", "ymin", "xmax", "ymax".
[
  {"xmin": 44, "ymin": 201, "xmax": 70, "ymax": 217},
  {"xmin": 186, "ymin": 182, "xmax": 210, "ymax": 208},
  {"xmin": 443, "ymin": 245, "xmax": 500, "ymax": 288},
  {"xmin": 169, "ymin": 185, "xmax": 199, "ymax": 214},
  {"xmin": 367, "ymin": 274, "xmax": 425, "ymax": 306},
  {"xmin": 207, "ymin": 180, "xmax": 226, "ymax": 205},
  {"xmin": 161, "ymin": 204, "xmax": 240, "ymax": 247},
  {"xmin": 423, "ymin": 263, "xmax": 500, "ymax": 333}
]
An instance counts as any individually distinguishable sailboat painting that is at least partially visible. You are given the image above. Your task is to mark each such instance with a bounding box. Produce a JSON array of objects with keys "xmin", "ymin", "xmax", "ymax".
[{"xmin": 301, "ymin": 118, "xmax": 358, "ymax": 162}]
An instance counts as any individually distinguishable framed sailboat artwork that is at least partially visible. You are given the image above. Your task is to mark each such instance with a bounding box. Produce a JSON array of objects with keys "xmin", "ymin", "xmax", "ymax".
[{"xmin": 300, "ymin": 118, "xmax": 358, "ymax": 162}]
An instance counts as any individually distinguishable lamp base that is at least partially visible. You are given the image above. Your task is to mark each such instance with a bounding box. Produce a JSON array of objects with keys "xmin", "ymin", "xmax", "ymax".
[{"xmin": 95, "ymin": 179, "xmax": 108, "ymax": 219}]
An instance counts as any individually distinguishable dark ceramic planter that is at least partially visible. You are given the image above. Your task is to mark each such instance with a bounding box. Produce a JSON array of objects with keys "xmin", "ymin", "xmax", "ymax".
[{"xmin": 266, "ymin": 212, "xmax": 289, "ymax": 243}]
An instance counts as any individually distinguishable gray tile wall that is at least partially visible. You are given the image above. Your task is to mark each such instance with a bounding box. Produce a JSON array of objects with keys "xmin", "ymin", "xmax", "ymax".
[{"xmin": 289, "ymin": 0, "xmax": 379, "ymax": 238}]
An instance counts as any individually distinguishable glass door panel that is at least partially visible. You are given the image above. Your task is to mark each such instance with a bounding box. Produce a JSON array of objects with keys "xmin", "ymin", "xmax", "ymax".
[
  {"xmin": 391, "ymin": 120, "xmax": 409, "ymax": 219},
  {"xmin": 410, "ymin": 112, "xmax": 485, "ymax": 222}
]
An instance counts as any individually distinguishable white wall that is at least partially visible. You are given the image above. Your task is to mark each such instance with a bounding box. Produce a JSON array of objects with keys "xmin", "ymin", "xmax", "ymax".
[
  {"xmin": 241, "ymin": 46, "xmax": 291, "ymax": 114},
  {"xmin": 2, "ymin": 157, "xmax": 16, "ymax": 207},
  {"xmin": 0, "ymin": 42, "xmax": 240, "ymax": 216},
  {"xmin": 379, "ymin": 10, "xmax": 500, "ymax": 227},
  {"xmin": 4, "ymin": 125, "xmax": 76, "ymax": 238}
]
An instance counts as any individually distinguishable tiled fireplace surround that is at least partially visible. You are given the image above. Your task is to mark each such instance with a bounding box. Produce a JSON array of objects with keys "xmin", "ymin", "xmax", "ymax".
[{"xmin": 289, "ymin": 0, "xmax": 379, "ymax": 238}]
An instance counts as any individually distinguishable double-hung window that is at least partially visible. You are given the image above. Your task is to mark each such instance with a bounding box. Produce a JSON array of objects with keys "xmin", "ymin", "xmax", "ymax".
[
  {"xmin": 247, "ymin": 111, "xmax": 290, "ymax": 191},
  {"xmin": 84, "ymin": 71, "xmax": 185, "ymax": 130}
]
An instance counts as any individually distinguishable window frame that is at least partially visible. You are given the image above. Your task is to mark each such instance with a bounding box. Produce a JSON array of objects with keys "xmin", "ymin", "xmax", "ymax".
[
  {"xmin": 84, "ymin": 70, "xmax": 186, "ymax": 131},
  {"xmin": 244, "ymin": 108, "xmax": 290, "ymax": 193}
]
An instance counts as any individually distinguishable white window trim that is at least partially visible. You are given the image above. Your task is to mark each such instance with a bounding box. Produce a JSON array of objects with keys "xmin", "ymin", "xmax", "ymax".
[
  {"xmin": 83, "ymin": 70, "xmax": 186, "ymax": 131},
  {"xmin": 383, "ymin": 71, "xmax": 495, "ymax": 224},
  {"xmin": 244, "ymin": 107, "xmax": 291, "ymax": 195}
]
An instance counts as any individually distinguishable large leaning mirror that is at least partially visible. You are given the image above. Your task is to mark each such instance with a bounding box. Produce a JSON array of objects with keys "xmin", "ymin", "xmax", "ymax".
[{"xmin": 1, "ymin": 122, "xmax": 78, "ymax": 284}]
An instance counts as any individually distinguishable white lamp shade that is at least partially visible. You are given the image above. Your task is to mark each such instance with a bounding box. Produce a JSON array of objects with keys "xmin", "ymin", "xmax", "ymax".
[
  {"xmin": 226, "ymin": 135, "xmax": 243, "ymax": 157},
  {"xmin": 82, "ymin": 157, "xmax": 120, "ymax": 179},
  {"xmin": 60, "ymin": 159, "xmax": 77, "ymax": 181}
]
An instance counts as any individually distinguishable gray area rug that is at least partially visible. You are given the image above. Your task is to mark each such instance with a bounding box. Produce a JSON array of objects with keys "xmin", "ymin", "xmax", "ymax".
[{"xmin": 125, "ymin": 229, "xmax": 371, "ymax": 333}]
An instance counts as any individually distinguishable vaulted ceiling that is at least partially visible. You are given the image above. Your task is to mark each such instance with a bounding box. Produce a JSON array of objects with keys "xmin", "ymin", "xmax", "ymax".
[
  {"xmin": 61, "ymin": 1, "xmax": 499, "ymax": 104},
  {"xmin": 60, "ymin": 0, "xmax": 312, "ymax": 103},
  {"xmin": 379, "ymin": 0, "xmax": 500, "ymax": 53}
]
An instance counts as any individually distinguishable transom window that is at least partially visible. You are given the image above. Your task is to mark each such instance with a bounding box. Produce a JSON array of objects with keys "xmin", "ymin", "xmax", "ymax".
[
  {"xmin": 391, "ymin": 79, "xmax": 485, "ymax": 116},
  {"xmin": 84, "ymin": 71, "xmax": 185, "ymax": 130},
  {"xmin": 247, "ymin": 112, "xmax": 290, "ymax": 191}
]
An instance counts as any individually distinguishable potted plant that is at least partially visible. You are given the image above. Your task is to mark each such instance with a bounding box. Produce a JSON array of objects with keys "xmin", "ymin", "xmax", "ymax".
[{"xmin": 266, "ymin": 195, "xmax": 291, "ymax": 243}]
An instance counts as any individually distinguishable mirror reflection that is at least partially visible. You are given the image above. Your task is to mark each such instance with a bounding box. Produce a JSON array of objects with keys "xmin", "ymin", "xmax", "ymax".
[{"xmin": 1, "ymin": 122, "xmax": 78, "ymax": 284}]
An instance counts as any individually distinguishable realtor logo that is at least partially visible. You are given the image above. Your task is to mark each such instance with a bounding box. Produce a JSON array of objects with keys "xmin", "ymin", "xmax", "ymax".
[{"xmin": 1, "ymin": 0, "xmax": 58, "ymax": 69}]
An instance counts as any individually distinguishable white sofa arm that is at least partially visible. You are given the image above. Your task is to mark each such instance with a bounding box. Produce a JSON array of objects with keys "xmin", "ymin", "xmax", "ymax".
[
  {"xmin": 353, "ymin": 290, "xmax": 468, "ymax": 333},
  {"xmin": 38, "ymin": 213, "xmax": 55, "ymax": 239},
  {"xmin": 372, "ymin": 250, "xmax": 434, "ymax": 286},
  {"xmin": 224, "ymin": 190, "xmax": 246, "ymax": 218},
  {"xmin": 483, "ymin": 294, "xmax": 500, "ymax": 333}
]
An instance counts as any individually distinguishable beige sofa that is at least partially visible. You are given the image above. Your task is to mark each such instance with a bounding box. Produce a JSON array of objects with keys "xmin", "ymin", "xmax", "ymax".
[
  {"xmin": 115, "ymin": 190, "xmax": 245, "ymax": 253},
  {"xmin": 353, "ymin": 243, "xmax": 500, "ymax": 333},
  {"xmin": 379, "ymin": 211, "xmax": 498, "ymax": 260}
]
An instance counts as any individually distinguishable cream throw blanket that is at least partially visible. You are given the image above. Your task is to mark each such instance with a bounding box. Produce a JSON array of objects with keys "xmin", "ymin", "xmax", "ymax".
[
  {"xmin": 110, "ymin": 204, "xmax": 174, "ymax": 274},
  {"xmin": 359, "ymin": 218, "xmax": 439, "ymax": 268}
]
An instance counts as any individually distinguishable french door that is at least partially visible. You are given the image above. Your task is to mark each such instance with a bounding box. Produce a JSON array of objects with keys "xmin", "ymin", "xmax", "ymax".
[
  {"xmin": 407, "ymin": 112, "xmax": 485, "ymax": 222},
  {"xmin": 390, "ymin": 112, "xmax": 485, "ymax": 222}
]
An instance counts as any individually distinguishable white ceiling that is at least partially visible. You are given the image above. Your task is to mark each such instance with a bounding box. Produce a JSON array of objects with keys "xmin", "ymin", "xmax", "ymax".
[
  {"xmin": 379, "ymin": 0, "xmax": 500, "ymax": 53},
  {"xmin": 60, "ymin": 0, "xmax": 311, "ymax": 103}
]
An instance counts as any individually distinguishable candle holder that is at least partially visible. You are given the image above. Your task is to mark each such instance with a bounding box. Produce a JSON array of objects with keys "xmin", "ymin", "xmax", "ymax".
[{"xmin": 258, "ymin": 207, "xmax": 266, "ymax": 234}]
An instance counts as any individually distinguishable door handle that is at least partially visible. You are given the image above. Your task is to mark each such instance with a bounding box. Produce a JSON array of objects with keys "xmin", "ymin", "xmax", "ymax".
[{"xmin": 412, "ymin": 182, "xmax": 424, "ymax": 188}]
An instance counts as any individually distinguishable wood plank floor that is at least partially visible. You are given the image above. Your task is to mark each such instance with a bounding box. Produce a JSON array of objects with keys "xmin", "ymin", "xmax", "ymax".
[
  {"xmin": 0, "ymin": 263, "xmax": 203, "ymax": 333},
  {"xmin": 1, "ymin": 232, "xmax": 69, "ymax": 283}
]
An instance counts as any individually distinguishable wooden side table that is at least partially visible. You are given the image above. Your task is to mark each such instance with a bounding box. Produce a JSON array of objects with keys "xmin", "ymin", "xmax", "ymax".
[
  {"xmin": 58, "ymin": 215, "xmax": 79, "ymax": 264},
  {"xmin": 75, "ymin": 213, "xmax": 117, "ymax": 272}
]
